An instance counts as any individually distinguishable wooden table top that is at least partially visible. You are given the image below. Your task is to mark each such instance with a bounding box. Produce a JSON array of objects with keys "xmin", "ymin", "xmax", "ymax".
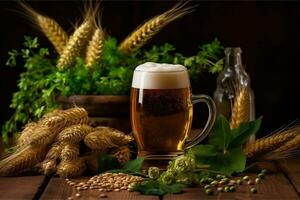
[{"xmin": 0, "ymin": 158, "xmax": 300, "ymax": 200}]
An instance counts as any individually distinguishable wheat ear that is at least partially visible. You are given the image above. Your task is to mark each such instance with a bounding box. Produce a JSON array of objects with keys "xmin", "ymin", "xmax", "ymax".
[
  {"xmin": 17, "ymin": 122, "xmax": 38, "ymax": 147},
  {"xmin": 57, "ymin": 158, "xmax": 86, "ymax": 178},
  {"xmin": 84, "ymin": 130, "xmax": 117, "ymax": 151},
  {"xmin": 273, "ymin": 127, "xmax": 300, "ymax": 153},
  {"xmin": 0, "ymin": 146, "xmax": 47, "ymax": 176},
  {"xmin": 230, "ymin": 87, "xmax": 251, "ymax": 129},
  {"xmin": 57, "ymin": 3, "xmax": 101, "ymax": 69},
  {"xmin": 60, "ymin": 143, "xmax": 80, "ymax": 161},
  {"xmin": 84, "ymin": 127, "xmax": 133, "ymax": 151},
  {"xmin": 57, "ymin": 124, "xmax": 93, "ymax": 143},
  {"xmin": 118, "ymin": 2, "xmax": 193, "ymax": 54},
  {"xmin": 95, "ymin": 126, "xmax": 133, "ymax": 146},
  {"xmin": 85, "ymin": 27, "xmax": 104, "ymax": 68},
  {"xmin": 39, "ymin": 107, "xmax": 89, "ymax": 133},
  {"xmin": 244, "ymin": 128, "xmax": 298, "ymax": 158},
  {"xmin": 27, "ymin": 126, "xmax": 55, "ymax": 147},
  {"xmin": 16, "ymin": 107, "xmax": 88, "ymax": 148},
  {"xmin": 20, "ymin": 3, "xmax": 68, "ymax": 54}
]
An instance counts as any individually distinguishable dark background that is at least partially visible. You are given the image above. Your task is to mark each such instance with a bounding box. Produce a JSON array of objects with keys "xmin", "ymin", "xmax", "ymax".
[{"xmin": 0, "ymin": 0, "xmax": 299, "ymax": 136}]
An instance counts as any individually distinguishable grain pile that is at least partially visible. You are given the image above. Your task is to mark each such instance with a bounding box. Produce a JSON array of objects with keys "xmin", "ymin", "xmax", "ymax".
[
  {"xmin": 0, "ymin": 107, "xmax": 133, "ymax": 177},
  {"xmin": 66, "ymin": 172, "xmax": 143, "ymax": 192}
]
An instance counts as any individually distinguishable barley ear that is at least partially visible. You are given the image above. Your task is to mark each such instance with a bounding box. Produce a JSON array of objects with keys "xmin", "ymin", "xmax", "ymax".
[
  {"xmin": 20, "ymin": 3, "xmax": 68, "ymax": 54},
  {"xmin": 57, "ymin": 3, "xmax": 101, "ymax": 69},
  {"xmin": 230, "ymin": 87, "xmax": 251, "ymax": 129},
  {"xmin": 118, "ymin": 1, "xmax": 194, "ymax": 54},
  {"xmin": 17, "ymin": 122, "xmax": 38, "ymax": 147},
  {"xmin": 57, "ymin": 158, "xmax": 86, "ymax": 178},
  {"xmin": 244, "ymin": 130, "xmax": 297, "ymax": 158},
  {"xmin": 85, "ymin": 27, "xmax": 104, "ymax": 68},
  {"xmin": 57, "ymin": 124, "xmax": 93, "ymax": 144},
  {"xmin": 272, "ymin": 127, "xmax": 300, "ymax": 153},
  {"xmin": 60, "ymin": 143, "xmax": 80, "ymax": 161},
  {"xmin": 57, "ymin": 18, "xmax": 94, "ymax": 70},
  {"xmin": 0, "ymin": 146, "xmax": 47, "ymax": 176},
  {"xmin": 84, "ymin": 130, "xmax": 117, "ymax": 151}
]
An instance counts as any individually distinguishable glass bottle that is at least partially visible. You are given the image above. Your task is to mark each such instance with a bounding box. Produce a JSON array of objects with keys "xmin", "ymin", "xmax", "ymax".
[{"xmin": 213, "ymin": 47, "xmax": 255, "ymax": 141}]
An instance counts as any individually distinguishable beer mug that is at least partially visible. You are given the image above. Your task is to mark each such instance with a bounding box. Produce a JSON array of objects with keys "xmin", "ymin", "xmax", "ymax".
[{"xmin": 130, "ymin": 62, "xmax": 216, "ymax": 161}]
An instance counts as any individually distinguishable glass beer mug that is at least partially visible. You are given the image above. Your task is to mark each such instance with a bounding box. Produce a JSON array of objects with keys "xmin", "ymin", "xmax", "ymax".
[{"xmin": 130, "ymin": 62, "xmax": 216, "ymax": 161}]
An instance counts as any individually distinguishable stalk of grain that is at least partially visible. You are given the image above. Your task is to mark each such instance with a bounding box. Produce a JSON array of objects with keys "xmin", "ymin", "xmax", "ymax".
[
  {"xmin": 84, "ymin": 130, "xmax": 117, "ymax": 151},
  {"xmin": 95, "ymin": 126, "xmax": 133, "ymax": 146},
  {"xmin": 57, "ymin": 124, "xmax": 93, "ymax": 143},
  {"xmin": 18, "ymin": 107, "xmax": 88, "ymax": 147},
  {"xmin": 20, "ymin": 3, "xmax": 68, "ymax": 54},
  {"xmin": 41, "ymin": 142, "xmax": 62, "ymax": 175},
  {"xmin": 26, "ymin": 125, "xmax": 55, "ymax": 147},
  {"xmin": 57, "ymin": 158, "xmax": 86, "ymax": 178},
  {"xmin": 244, "ymin": 128, "xmax": 298, "ymax": 158},
  {"xmin": 60, "ymin": 143, "xmax": 80, "ymax": 161},
  {"xmin": 118, "ymin": 2, "xmax": 194, "ymax": 54},
  {"xmin": 59, "ymin": 107, "xmax": 89, "ymax": 126},
  {"xmin": 230, "ymin": 87, "xmax": 251, "ymax": 129},
  {"xmin": 17, "ymin": 122, "xmax": 38, "ymax": 146},
  {"xmin": 25, "ymin": 107, "xmax": 89, "ymax": 147},
  {"xmin": 273, "ymin": 127, "xmax": 300, "ymax": 153},
  {"xmin": 0, "ymin": 146, "xmax": 48, "ymax": 176},
  {"xmin": 85, "ymin": 27, "xmax": 104, "ymax": 68},
  {"xmin": 57, "ymin": 15, "xmax": 95, "ymax": 69},
  {"xmin": 84, "ymin": 127, "xmax": 132, "ymax": 151},
  {"xmin": 39, "ymin": 107, "xmax": 89, "ymax": 134}
]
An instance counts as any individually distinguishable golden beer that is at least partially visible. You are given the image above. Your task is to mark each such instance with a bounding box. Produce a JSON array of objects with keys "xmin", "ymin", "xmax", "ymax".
[
  {"xmin": 131, "ymin": 87, "xmax": 193, "ymax": 154},
  {"xmin": 131, "ymin": 62, "xmax": 216, "ymax": 160}
]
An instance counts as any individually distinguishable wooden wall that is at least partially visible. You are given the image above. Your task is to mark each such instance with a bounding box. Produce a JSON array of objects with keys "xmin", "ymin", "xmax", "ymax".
[{"xmin": 0, "ymin": 1, "xmax": 299, "ymax": 135}]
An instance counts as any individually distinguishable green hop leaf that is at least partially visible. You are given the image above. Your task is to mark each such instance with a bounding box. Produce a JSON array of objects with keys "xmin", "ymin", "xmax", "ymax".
[{"xmin": 208, "ymin": 115, "xmax": 231, "ymax": 151}]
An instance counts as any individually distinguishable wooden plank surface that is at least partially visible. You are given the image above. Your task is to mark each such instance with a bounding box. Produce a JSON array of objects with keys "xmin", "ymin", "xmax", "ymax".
[
  {"xmin": 278, "ymin": 158, "xmax": 300, "ymax": 195},
  {"xmin": 40, "ymin": 177, "xmax": 159, "ymax": 200},
  {"xmin": 0, "ymin": 176, "xmax": 46, "ymax": 200},
  {"xmin": 165, "ymin": 164, "xmax": 300, "ymax": 200}
]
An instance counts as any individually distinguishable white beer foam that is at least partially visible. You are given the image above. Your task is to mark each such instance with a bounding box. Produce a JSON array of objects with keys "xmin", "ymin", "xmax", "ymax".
[{"xmin": 132, "ymin": 62, "xmax": 190, "ymax": 89}]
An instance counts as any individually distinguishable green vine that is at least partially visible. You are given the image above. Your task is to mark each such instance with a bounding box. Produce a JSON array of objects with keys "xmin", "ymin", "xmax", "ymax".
[{"xmin": 2, "ymin": 36, "xmax": 223, "ymax": 141}]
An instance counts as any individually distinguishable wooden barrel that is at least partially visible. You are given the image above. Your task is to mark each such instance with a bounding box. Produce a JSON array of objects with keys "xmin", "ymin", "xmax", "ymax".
[{"xmin": 56, "ymin": 95, "xmax": 131, "ymax": 133}]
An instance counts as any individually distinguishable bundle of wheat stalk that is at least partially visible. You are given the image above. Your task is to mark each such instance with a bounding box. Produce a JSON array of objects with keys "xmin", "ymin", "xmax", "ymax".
[
  {"xmin": 21, "ymin": 2, "xmax": 104, "ymax": 69},
  {"xmin": 118, "ymin": 2, "xmax": 194, "ymax": 54},
  {"xmin": 57, "ymin": 13, "xmax": 95, "ymax": 69},
  {"xmin": 228, "ymin": 77, "xmax": 253, "ymax": 130},
  {"xmin": 230, "ymin": 86, "xmax": 251, "ymax": 129},
  {"xmin": 21, "ymin": 1, "xmax": 192, "ymax": 69},
  {"xmin": 0, "ymin": 107, "xmax": 133, "ymax": 177},
  {"xmin": 244, "ymin": 125, "xmax": 300, "ymax": 160},
  {"xmin": 21, "ymin": 3, "xmax": 69, "ymax": 55}
]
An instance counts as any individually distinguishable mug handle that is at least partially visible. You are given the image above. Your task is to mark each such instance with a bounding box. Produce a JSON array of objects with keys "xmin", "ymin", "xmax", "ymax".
[{"xmin": 183, "ymin": 94, "xmax": 216, "ymax": 149}]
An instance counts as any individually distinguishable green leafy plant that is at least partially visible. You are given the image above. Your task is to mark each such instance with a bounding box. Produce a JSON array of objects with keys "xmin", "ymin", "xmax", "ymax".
[
  {"xmin": 131, "ymin": 116, "xmax": 262, "ymax": 196},
  {"xmin": 133, "ymin": 180, "xmax": 185, "ymax": 196},
  {"xmin": 2, "ymin": 36, "xmax": 57, "ymax": 142},
  {"xmin": 188, "ymin": 115, "xmax": 262, "ymax": 176},
  {"xmin": 109, "ymin": 157, "xmax": 144, "ymax": 174},
  {"xmin": 2, "ymin": 36, "xmax": 223, "ymax": 139}
]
